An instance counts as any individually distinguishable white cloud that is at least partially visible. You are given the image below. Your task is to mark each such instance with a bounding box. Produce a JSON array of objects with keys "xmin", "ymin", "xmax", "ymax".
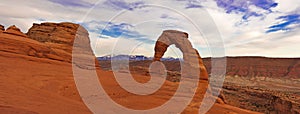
[
  {"xmin": 274, "ymin": 0, "xmax": 300, "ymax": 13},
  {"xmin": 0, "ymin": 0, "xmax": 299, "ymax": 58}
]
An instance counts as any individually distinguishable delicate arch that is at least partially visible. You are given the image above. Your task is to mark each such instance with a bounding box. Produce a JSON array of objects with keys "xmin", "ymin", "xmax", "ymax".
[{"xmin": 153, "ymin": 30, "xmax": 208, "ymax": 80}]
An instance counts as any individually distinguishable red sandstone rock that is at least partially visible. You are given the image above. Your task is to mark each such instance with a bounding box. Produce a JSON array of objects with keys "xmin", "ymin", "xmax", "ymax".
[
  {"xmin": 27, "ymin": 22, "xmax": 89, "ymax": 53},
  {"xmin": 3, "ymin": 25, "xmax": 27, "ymax": 37},
  {"xmin": 0, "ymin": 24, "xmax": 4, "ymax": 32},
  {"xmin": 153, "ymin": 30, "xmax": 225, "ymax": 105},
  {"xmin": 0, "ymin": 22, "xmax": 96, "ymax": 64},
  {"xmin": 287, "ymin": 61, "xmax": 300, "ymax": 78},
  {"xmin": 153, "ymin": 30, "xmax": 209, "ymax": 80}
]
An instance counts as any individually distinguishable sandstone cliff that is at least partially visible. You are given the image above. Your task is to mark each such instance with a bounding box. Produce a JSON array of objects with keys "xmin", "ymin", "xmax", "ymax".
[
  {"xmin": 0, "ymin": 22, "xmax": 94, "ymax": 63},
  {"xmin": 3, "ymin": 25, "xmax": 27, "ymax": 37},
  {"xmin": 203, "ymin": 57, "xmax": 300, "ymax": 78}
]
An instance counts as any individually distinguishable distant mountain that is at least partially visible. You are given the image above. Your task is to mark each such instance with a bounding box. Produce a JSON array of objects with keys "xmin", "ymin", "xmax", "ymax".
[{"xmin": 97, "ymin": 55, "xmax": 180, "ymax": 61}]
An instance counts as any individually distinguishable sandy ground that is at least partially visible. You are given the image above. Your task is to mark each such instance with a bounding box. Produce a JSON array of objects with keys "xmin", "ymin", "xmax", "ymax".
[{"xmin": 0, "ymin": 50, "xmax": 261, "ymax": 114}]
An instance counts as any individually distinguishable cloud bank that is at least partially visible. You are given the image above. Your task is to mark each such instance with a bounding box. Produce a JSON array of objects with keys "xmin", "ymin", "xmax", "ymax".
[{"xmin": 0, "ymin": 0, "xmax": 299, "ymax": 57}]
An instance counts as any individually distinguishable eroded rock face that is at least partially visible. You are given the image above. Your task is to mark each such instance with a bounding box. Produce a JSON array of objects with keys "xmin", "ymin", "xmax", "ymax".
[
  {"xmin": 27, "ymin": 22, "xmax": 88, "ymax": 52},
  {"xmin": 0, "ymin": 22, "xmax": 95, "ymax": 64},
  {"xmin": 0, "ymin": 24, "xmax": 4, "ymax": 32},
  {"xmin": 287, "ymin": 61, "xmax": 300, "ymax": 78},
  {"xmin": 27, "ymin": 22, "xmax": 97, "ymax": 68},
  {"xmin": 3, "ymin": 25, "xmax": 27, "ymax": 37}
]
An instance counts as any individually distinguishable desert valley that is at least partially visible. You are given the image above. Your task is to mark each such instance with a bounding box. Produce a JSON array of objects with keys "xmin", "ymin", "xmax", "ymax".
[
  {"xmin": 99, "ymin": 57, "xmax": 300, "ymax": 113},
  {"xmin": 0, "ymin": 22, "xmax": 299, "ymax": 114}
]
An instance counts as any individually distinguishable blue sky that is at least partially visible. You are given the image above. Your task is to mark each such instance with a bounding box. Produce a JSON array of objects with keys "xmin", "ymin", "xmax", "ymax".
[{"xmin": 0, "ymin": 0, "xmax": 299, "ymax": 57}]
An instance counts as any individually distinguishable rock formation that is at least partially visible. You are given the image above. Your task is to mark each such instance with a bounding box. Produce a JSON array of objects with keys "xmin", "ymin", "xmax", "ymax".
[
  {"xmin": 0, "ymin": 22, "xmax": 97, "ymax": 65},
  {"xmin": 153, "ymin": 30, "xmax": 225, "ymax": 104},
  {"xmin": 153, "ymin": 30, "xmax": 208, "ymax": 80},
  {"xmin": 25, "ymin": 22, "xmax": 97, "ymax": 67},
  {"xmin": 3, "ymin": 25, "xmax": 27, "ymax": 37},
  {"xmin": 0, "ymin": 24, "xmax": 4, "ymax": 32},
  {"xmin": 27, "ymin": 22, "xmax": 89, "ymax": 53},
  {"xmin": 287, "ymin": 60, "xmax": 300, "ymax": 78}
]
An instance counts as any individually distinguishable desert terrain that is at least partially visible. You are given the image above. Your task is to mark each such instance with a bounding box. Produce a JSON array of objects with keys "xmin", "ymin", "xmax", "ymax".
[
  {"xmin": 0, "ymin": 22, "xmax": 261, "ymax": 114},
  {"xmin": 98, "ymin": 58, "xmax": 300, "ymax": 114}
]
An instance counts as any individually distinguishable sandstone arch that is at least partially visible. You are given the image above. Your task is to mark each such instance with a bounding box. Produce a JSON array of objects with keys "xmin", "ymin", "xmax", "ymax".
[
  {"xmin": 153, "ymin": 30, "xmax": 208, "ymax": 80},
  {"xmin": 153, "ymin": 30, "xmax": 225, "ymax": 105}
]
